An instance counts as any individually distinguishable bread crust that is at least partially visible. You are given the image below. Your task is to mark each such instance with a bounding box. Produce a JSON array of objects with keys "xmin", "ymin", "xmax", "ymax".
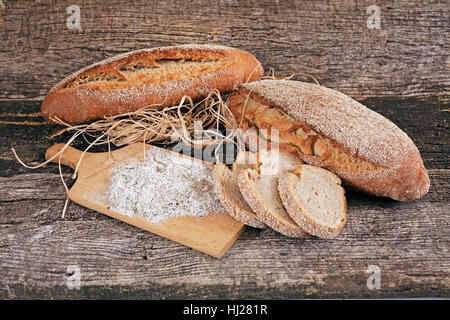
[
  {"xmin": 213, "ymin": 163, "xmax": 266, "ymax": 229},
  {"xmin": 237, "ymin": 169, "xmax": 308, "ymax": 238},
  {"xmin": 41, "ymin": 44, "xmax": 263, "ymax": 124},
  {"xmin": 228, "ymin": 80, "xmax": 430, "ymax": 202},
  {"xmin": 278, "ymin": 168, "xmax": 347, "ymax": 239}
]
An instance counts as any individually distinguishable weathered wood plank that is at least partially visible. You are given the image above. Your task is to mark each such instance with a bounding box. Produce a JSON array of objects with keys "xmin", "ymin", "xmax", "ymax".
[
  {"xmin": 0, "ymin": 127, "xmax": 449, "ymax": 298},
  {"xmin": 0, "ymin": 0, "xmax": 449, "ymax": 99},
  {"xmin": 0, "ymin": 169, "xmax": 448, "ymax": 203},
  {"xmin": 0, "ymin": 189, "xmax": 448, "ymax": 299}
]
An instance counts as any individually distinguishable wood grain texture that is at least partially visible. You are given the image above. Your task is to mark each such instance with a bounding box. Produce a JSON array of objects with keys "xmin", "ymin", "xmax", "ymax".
[
  {"xmin": 0, "ymin": 176, "xmax": 449, "ymax": 299},
  {"xmin": 0, "ymin": 0, "xmax": 449, "ymax": 100},
  {"xmin": 0, "ymin": 0, "xmax": 449, "ymax": 299},
  {"xmin": 0, "ymin": 95, "xmax": 449, "ymax": 298},
  {"xmin": 42, "ymin": 143, "xmax": 244, "ymax": 258}
]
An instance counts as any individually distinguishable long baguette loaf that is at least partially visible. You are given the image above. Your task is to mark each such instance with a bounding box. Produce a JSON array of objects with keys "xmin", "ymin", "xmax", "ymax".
[
  {"xmin": 41, "ymin": 44, "xmax": 263, "ymax": 123},
  {"xmin": 228, "ymin": 79, "xmax": 430, "ymax": 202}
]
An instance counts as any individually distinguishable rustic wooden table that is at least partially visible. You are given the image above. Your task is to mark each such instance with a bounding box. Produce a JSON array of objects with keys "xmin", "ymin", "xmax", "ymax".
[{"xmin": 0, "ymin": 0, "xmax": 448, "ymax": 299}]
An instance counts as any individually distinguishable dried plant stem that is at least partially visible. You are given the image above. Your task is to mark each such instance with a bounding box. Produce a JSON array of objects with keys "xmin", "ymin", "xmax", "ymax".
[{"xmin": 262, "ymin": 67, "xmax": 320, "ymax": 85}]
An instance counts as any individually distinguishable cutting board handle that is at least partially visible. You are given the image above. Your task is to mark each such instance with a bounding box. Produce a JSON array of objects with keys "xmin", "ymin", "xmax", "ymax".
[{"xmin": 45, "ymin": 143, "xmax": 84, "ymax": 170}]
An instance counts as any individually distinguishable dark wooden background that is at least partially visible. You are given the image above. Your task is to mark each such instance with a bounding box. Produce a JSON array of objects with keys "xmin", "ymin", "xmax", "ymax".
[{"xmin": 0, "ymin": 0, "xmax": 449, "ymax": 299}]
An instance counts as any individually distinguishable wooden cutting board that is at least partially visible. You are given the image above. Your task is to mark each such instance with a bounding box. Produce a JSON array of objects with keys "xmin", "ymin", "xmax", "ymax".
[{"xmin": 45, "ymin": 143, "xmax": 245, "ymax": 258}]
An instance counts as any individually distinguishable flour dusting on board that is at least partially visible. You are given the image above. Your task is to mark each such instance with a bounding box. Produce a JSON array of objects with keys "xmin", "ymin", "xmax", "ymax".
[{"xmin": 108, "ymin": 148, "xmax": 226, "ymax": 223}]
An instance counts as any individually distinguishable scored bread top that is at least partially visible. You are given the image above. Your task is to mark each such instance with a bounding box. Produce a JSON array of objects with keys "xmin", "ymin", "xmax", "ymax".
[
  {"xmin": 42, "ymin": 44, "xmax": 264, "ymax": 123},
  {"xmin": 48, "ymin": 44, "xmax": 240, "ymax": 93}
]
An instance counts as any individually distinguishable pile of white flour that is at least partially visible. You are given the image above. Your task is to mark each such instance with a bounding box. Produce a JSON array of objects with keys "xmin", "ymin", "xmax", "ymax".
[{"xmin": 108, "ymin": 148, "xmax": 225, "ymax": 223}]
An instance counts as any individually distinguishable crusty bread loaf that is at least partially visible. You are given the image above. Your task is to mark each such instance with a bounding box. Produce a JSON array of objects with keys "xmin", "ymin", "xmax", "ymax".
[
  {"xmin": 41, "ymin": 44, "xmax": 263, "ymax": 124},
  {"xmin": 278, "ymin": 165, "xmax": 347, "ymax": 239},
  {"xmin": 228, "ymin": 79, "xmax": 430, "ymax": 202},
  {"xmin": 213, "ymin": 152, "xmax": 266, "ymax": 228},
  {"xmin": 237, "ymin": 150, "xmax": 308, "ymax": 238}
]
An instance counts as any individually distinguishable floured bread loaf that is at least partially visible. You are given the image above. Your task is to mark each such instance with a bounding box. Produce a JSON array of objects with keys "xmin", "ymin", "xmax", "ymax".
[
  {"xmin": 213, "ymin": 152, "xmax": 266, "ymax": 228},
  {"xmin": 228, "ymin": 79, "xmax": 430, "ymax": 201},
  {"xmin": 42, "ymin": 44, "xmax": 263, "ymax": 123},
  {"xmin": 237, "ymin": 150, "xmax": 308, "ymax": 238},
  {"xmin": 278, "ymin": 165, "xmax": 347, "ymax": 239}
]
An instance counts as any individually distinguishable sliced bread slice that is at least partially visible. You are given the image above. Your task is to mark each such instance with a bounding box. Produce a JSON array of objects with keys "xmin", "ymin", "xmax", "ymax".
[
  {"xmin": 237, "ymin": 149, "xmax": 308, "ymax": 238},
  {"xmin": 278, "ymin": 165, "xmax": 347, "ymax": 239},
  {"xmin": 213, "ymin": 152, "xmax": 266, "ymax": 228}
]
